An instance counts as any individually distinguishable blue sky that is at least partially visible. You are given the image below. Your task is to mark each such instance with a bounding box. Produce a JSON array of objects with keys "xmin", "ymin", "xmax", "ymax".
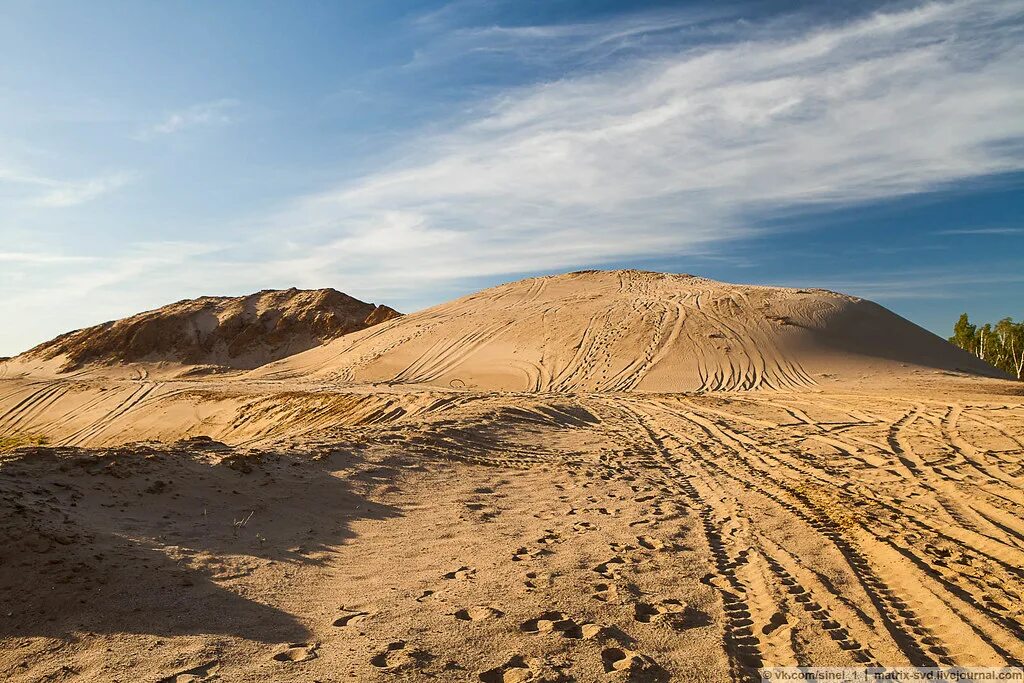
[{"xmin": 0, "ymin": 0, "xmax": 1021, "ymax": 356}]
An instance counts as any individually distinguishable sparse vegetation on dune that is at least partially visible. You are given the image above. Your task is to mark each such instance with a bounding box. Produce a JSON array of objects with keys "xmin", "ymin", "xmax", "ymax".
[{"xmin": 0, "ymin": 432, "xmax": 48, "ymax": 452}]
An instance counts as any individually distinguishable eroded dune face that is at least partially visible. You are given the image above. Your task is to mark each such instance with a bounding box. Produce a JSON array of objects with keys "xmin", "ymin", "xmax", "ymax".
[
  {"xmin": 256, "ymin": 270, "xmax": 997, "ymax": 392},
  {"xmin": 16, "ymin": 288, "xmax": 400, "ymax": 373}
]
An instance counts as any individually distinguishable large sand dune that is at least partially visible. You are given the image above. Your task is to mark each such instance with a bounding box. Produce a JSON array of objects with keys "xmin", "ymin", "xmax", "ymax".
[
  {"xmin": 0, "ymin": 271, "xmax": 1021, "ymax": 682},
  {"xmin": 255, "ymin": 270, "xmax": 998, "ymax": 392}
]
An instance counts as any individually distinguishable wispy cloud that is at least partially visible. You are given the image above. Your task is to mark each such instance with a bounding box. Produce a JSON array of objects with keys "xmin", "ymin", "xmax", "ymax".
[
  {"xmin": 0, "ymin": 165, "xmax": 132, "ymax": 207},
  {"xmin": 30, "ymin": 172, "xmax": 134, "ymax": 207},
  {"xmin": 0, "ymin": 241, "xmax": 230, "ymax": 353},
  {"xmin": 782, "ymin": 269, "xmax": 1024, "ymax": 301},
  {"xmin": 139, "ymin": 99, "xmax": 239, "ymax": 138},
  {"xmin": 0, "ymin": 252, "xmax": 97, "ymax": 264},
  {"xmin": 936, "ymin": 226, "xmax": 1024, "ymax": 235},
  {"xmin": 258, "ymin": 0, "xmax": 1024, "ymax": 292},
  {"xmin": 3, "ymin": 0, "xmax": 1024, "ymax": 355},
  {"xmin": 404, "ymin": 3, "xmax": 739, "ymax": 74}
]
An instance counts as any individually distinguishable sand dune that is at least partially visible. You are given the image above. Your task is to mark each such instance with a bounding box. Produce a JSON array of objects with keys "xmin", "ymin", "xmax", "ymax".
[
  {"xmin": 0, "ymin": 271, "xmax": 1021, "ymax": 682},
  {"xmin": 15, "ymin": 287, "xmax": 399, "ymax": 376},
  {"xmin": 254, "ymin": 270, "xmax": 999, "ymax": 392}
]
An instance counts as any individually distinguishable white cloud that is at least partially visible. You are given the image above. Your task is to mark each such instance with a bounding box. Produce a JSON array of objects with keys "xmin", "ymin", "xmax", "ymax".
[
  {"xmin": 30, "ymin": 172, "xmax": 134, "ymax": 207},
  {"xmin": 404, "ymin": 3, "xmax": 738, "ymax": 73},
  {"xmin": 3, "ymin": 0, "xmax": 1024, "ymax": 355},
  {"xmin": 0, "ymin": 165, "xmax": 132, "ymax": 207},
  {"xmin": 0, "ymin": 241, "xmax": 231, "ymax": 354},
  {"xmin": 782, "ymin": 269, "xmax": 1024, "ymax": 301},
  {"xmin": 254, "ymin": 0, "xmax": 1024, "ymax": 292},
  {"xmin": 140, "ymin": 98, "xmax": 239, "ymax": 138},
  {"xmin": 0, "ymin": 252, "xmax": 97, "ymax": 264},
  {"xmin": 936, "ymin": 227, "xmax": 1023, "ymax": 235}
]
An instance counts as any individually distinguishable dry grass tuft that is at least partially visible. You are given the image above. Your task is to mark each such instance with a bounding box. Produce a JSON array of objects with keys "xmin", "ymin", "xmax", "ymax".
[{"xmin": 0, "ymin": 432, "xmax": 49, "ymax": 452}]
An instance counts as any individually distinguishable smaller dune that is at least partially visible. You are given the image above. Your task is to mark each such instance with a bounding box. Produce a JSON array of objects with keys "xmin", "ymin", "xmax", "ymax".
[{"xmin": 18, "ymin": 288, "xmax": 400, "ymax": 372}]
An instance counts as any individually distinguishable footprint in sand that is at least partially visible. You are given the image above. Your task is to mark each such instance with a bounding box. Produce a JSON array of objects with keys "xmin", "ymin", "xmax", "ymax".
[
  {"xmin": 633, "ymin": 599, "xmax": 710, "ymax": 631},
  {"xmin": 593, "ymin": 556, "xmax": 626, "ymax": 578},
  {"xmin": 443, "ymin": 565, "xmax": 477, "ymax": 580},
  {"xmin": 370, "ymin": 641, "xmax": 434, "ymax": 671},
  {"xmin": 157, "ymin": 660, "xmax": 221, "ymax": 683},
  {"xmin": 465, "ymin": 502, "xmax": 500, "ymax": 520},
  {"xmin": 592, "ymin": 582, "xmax": 619, "ymax": 603},
  {"xmin": 519, "ymin": 612, "xmax": 601, "ymax": 639},
  {"xmin": 479, "ymin": 654, "xmax": 570, "ymax": 683},
  {"xmin": 536, "ymin": 530, "xmax": 560, "ymax": 545},
  {"xmin": 455, "ymin": 605, "xmax": 504, "ymax": 621},
  {"xmin": 600, "ymin": 648, "xmax": 667, "ymax": 680},
  {"xmin": 512, "ymin": 546, "xmax": 554, "ymax": 562},
  {"xmin": 524, "ymin": 570, "xmax": 554, "ymax": 590},
  {"xmin": 762, "ymin": 610, "xmax": 794, "ymax": 636},
  {"xmin": 478, "ymin": 655, "xmax": 533, "ymax": 683},
  {"xmin": 636, "ymin": 536, "xmax": 667, "ymax": 551},
  {"xmin": 272, "ymin": 642, "xmax": 318, "ymax": 663},
  {"xmin": 333, "ymin": 608, "xmax": 369, "ymax": 627},
  {"xmin": 633, "ymin": 599, "xmax": 683, "ymax": 623}
]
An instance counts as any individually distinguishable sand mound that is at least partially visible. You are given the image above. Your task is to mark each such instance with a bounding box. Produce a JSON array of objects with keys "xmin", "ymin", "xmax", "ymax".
[
  {"xmin": 20, "ymin": 288, "xmax": 400, "ymax": 372},
  {"xmin": 256, "ymin": 270, "xmax": 999, "ymax": 391}
]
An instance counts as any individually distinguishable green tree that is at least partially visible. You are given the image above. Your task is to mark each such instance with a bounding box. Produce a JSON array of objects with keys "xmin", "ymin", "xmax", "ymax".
[
  {"xmin": 951, "ymin": 314, "xmax": 1024, "ymax": 380},
  {"xmin": 994, "ymin": 317, "xmax": 1024, "ymax": 380},
  {"xmin": 950, "ymin": 313, "xmax": 977, "ymax": 355}
]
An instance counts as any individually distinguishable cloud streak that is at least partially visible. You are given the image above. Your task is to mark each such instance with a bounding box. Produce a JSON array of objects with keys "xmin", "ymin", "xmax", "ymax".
[
  {"xmin": 0, "ymin": 165, "xmax": 132, "ymax": 207},
  {"xmin": 2, "ymin": 0, "xmax": 1023, "ymax": 354},
  {"xmin": 260, "ymin": 0, "xmax": 1024, "ymax": 291},
  {"xmin": 936, "ymin": 227, "xmax": 1023, "ymax": 235},
  {"xmin": 139, "ymin": 99, "xmax": 239, "ymax": 138}
]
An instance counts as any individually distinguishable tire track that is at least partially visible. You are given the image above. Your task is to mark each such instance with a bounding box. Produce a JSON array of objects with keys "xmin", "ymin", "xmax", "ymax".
[
  {"xmin": 0, "ymin": 383, "xmax": 69, "ymax": 434},
  {"xmin": 634, "ymin": 402, "xmax": 960, "ymax": 667},
  {"xmin": 62, "ymin": 383, "xmax": 158, "ymax": 446}
]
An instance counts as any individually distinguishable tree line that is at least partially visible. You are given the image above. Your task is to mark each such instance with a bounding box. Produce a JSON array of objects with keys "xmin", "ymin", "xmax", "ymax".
[{"xmin": 950, "ymin": 314, "xmax": 1024, "ymax": 380}]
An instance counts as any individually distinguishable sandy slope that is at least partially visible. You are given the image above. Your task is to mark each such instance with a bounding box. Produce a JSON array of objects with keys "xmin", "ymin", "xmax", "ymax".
[
  {"xmin": 0, "ymin": 270, "xmax": 1021, "ymax": 682},
  {"xmin": 253, "ymin": 270, "xmax": 998, "ymax": 392}
]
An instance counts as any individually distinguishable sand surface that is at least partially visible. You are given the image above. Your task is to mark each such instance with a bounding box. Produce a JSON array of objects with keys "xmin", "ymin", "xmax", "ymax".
[{"xmin": 1, "ymin": 271, "xmax": 1022, "ymax": 682}]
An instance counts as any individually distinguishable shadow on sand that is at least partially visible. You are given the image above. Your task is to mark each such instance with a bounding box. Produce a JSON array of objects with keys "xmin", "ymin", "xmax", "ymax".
[{"xmin": 0, "ymin": 439, "xmax": 401, "ymax": 644}]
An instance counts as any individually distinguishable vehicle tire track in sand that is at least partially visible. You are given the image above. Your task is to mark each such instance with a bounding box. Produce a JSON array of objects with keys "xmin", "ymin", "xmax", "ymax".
[
  {"xmin": 393, "ymin": 322, "xmax": 507, "ymax": 385},
  {"xmin": 614, "ymin": 402, "xmax": 765, "ymax": 682},
  {"xmin": 632, "ymin": 403, "xmax": 955, "ymax": 668},
  {"xmin": 0, "ymin": 383, "xmax": 69, "ymax": 434},
  {"xmin": 677, "ymin": 400, "xmax": 1024, "ymax": 660},
  {"xmin": 603, "ymin": 299, "xmax": 686, "ymax": 392},
  {"xmin": 62, "ymin": 383, "xmax": 158, "ymax": 446}
]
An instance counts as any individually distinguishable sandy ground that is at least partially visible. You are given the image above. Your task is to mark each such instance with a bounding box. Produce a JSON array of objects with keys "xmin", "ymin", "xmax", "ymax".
[
  {"xmin": 0, "ymin": 271, "xmax": 1021, "ymax": 681},
  {"xmin": 1, "ymin": 378, "xmax": 1023, "ymax": 682}
]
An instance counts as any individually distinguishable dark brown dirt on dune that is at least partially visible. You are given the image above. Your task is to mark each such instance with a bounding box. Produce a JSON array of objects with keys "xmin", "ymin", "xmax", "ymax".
[{"xmin": 20, "ymin": 288, "xmax": 401, "ymax": 371}]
